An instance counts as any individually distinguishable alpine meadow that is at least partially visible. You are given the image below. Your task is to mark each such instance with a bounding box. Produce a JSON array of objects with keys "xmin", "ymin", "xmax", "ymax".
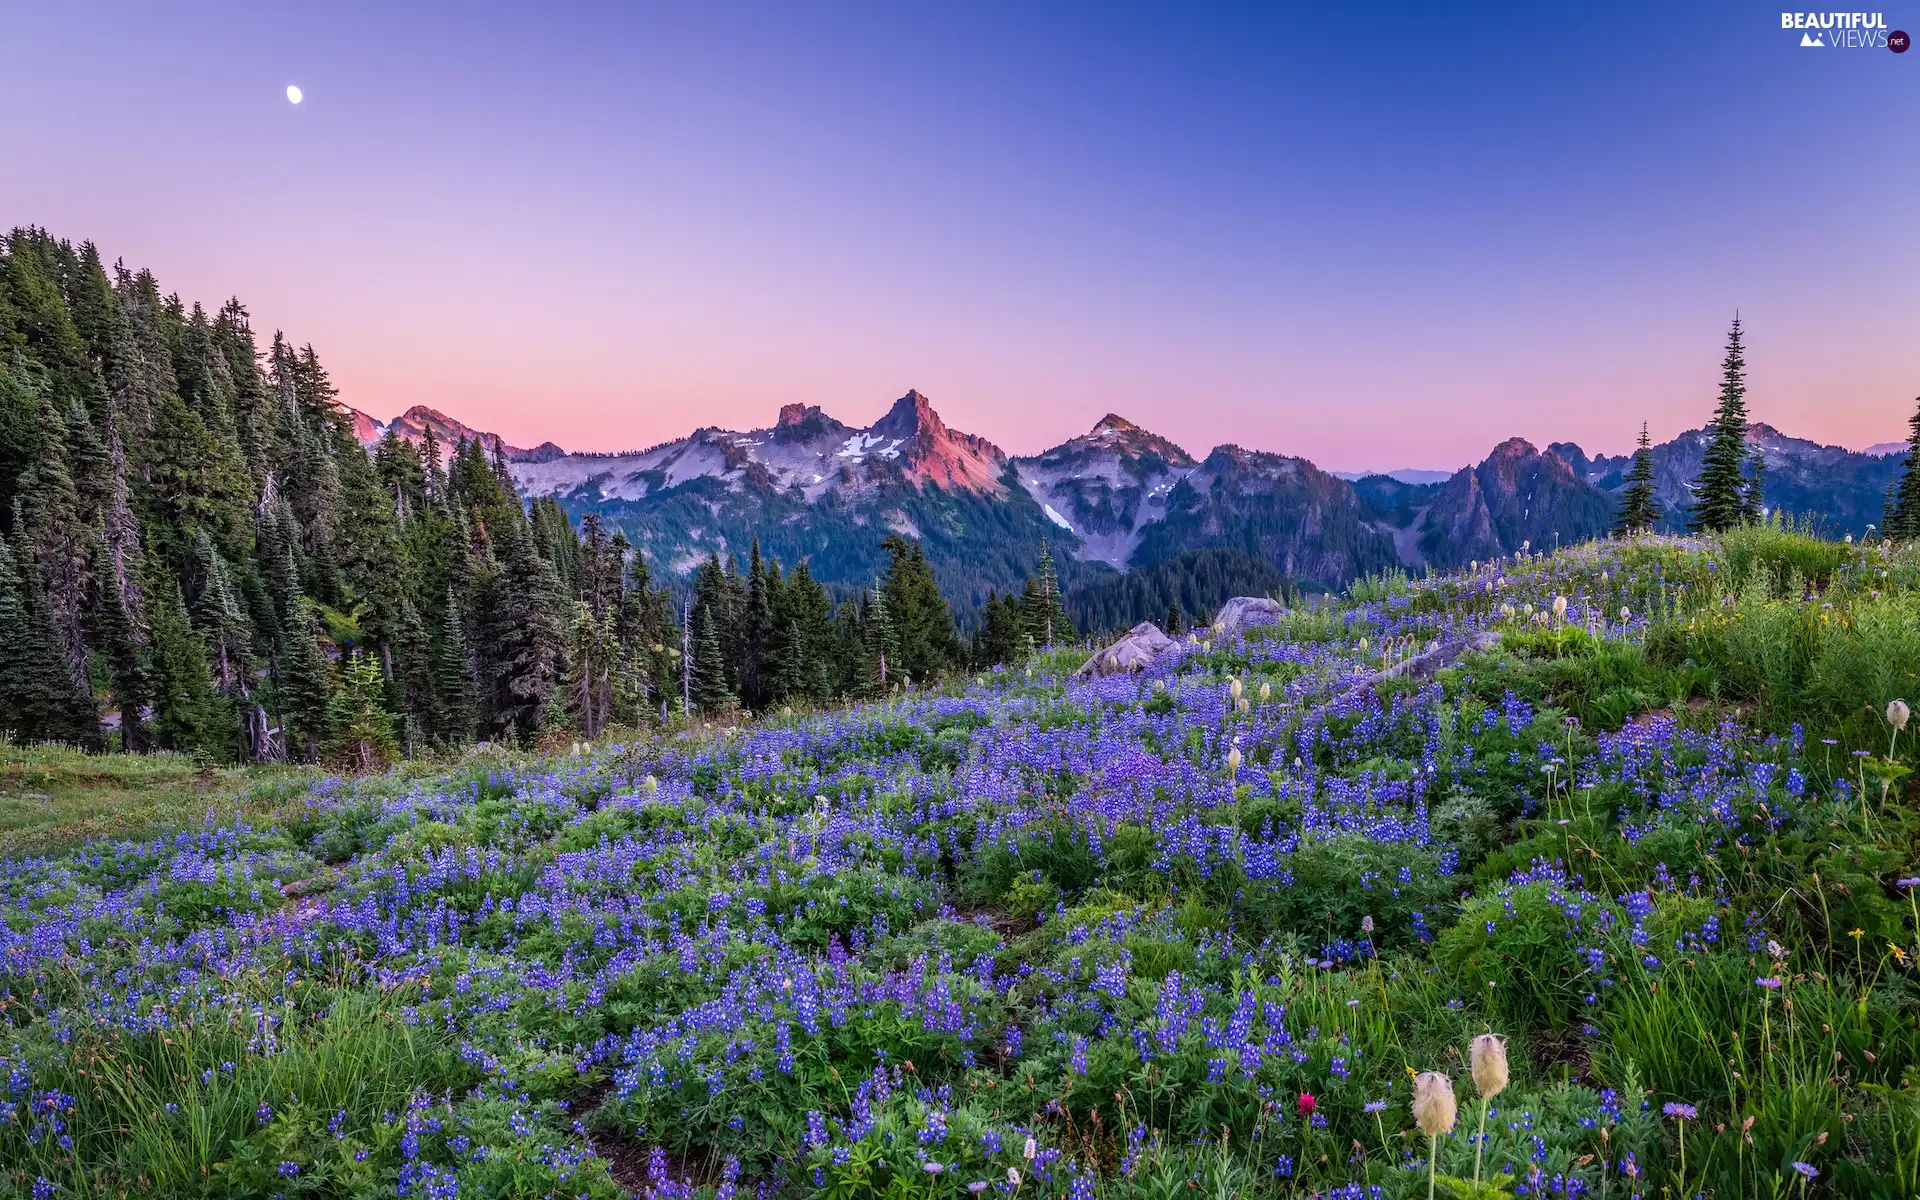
[{"xmin": 4, "ymin": 224, "xmax": 1920, "ymax": 1200}]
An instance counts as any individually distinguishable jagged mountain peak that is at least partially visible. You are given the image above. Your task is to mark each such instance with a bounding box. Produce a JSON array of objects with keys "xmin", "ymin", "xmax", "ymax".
[
  {"xmin": 863, "ymin": 390, "xmax": 1007, "ymax": 491},
  {"xmin": 348, "ymin": 403, "xmax": 553, "ymax": 462},
  {"xmin": 772, "ymin": 403, "xmax": 845, "ymax": 442},
  {"xmin": 1058, "ymin": 414, "xmax": 1198, "ymax": 468},
  {"xmin": 871, "ymin": 389, "xmax": 944, "ymax": 439}
]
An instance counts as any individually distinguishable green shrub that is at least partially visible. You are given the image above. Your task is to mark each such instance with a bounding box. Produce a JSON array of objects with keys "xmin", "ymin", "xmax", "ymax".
[
  {"xmin": 1720, "ymin": 519, "xmax": 1851, "ymax": 592},
  {"xmin": 1436, "ymin": 880, "xmax": 1620, "ymax": 1031}
]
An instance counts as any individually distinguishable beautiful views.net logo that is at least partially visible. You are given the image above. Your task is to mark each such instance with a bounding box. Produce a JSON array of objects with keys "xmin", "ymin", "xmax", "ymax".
[{"xmin": 1781, "ymin": 11, "xmax": 1909, "ymax": 49}]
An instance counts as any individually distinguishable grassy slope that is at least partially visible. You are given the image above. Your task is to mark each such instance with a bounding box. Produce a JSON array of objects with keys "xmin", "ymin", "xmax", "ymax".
[
  {"xmin": 2, "ymin": 525, "xmax": 1918, "ymax": 1200},
  {"xmin": 0, "ymin": 744, "xmax": 321, "ymax": 859}
]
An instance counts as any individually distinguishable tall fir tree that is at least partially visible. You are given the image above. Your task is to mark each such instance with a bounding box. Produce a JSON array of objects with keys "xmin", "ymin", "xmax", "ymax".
[
  {"xmin": 143, "ymin": 552, "xmax": 224, "ymax": 755},
  {"xmin": 690, "ymin": 602, "xmax": 731, "ymax": 714},
  {"xmin": 564, "ymin": 601, "xmax": 617, "ymax": 737},
  {"xmin": 1613, "ymin": 422, "xmax": 1661, "ymax": 535},
  {"xmin": 1887, "ymin": 396, "xmax": 1920, "ymax": 540},
  {"xmin": 0, "ymin": 530, "xmax": 98, "ymax": 745},
  {"xmin": 1689, "ymin": 316, "xmax": 1760, "ymax": 534},
  {"xmin": 975, "ymin": 587, "xmax": 1024, "ymax": 667},
  {"xmin": 863, "ymin": 581, "xmax": 899, "ymax": 695},
  {"xmin": 434, "ymin": 589, "xmax": 480, "ymax": 746},
  {"xmin": 487, "ymin": 520, "xmax": 568, "ymax": 740},
  {"xmin": 1021, "ymin": 539, "xmax": 1075, "ymax": 649},
  {"xmin": 326, "ymin": 649, "xmax": 398, "ymax": 770},
  {"xmin": 878, "ymin": 535, "xmax": 961, "ymax": 685},
  {"xmin": 276, "ymin": 595, "xmax": 334, "ymax": 763},
  {"xmin": 89, "ymin": 538, "xmax": 149, "ymax": 752}
]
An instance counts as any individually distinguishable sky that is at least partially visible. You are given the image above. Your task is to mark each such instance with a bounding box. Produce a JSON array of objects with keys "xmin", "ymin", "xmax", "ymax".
[{"xmin": 2, "ymin": 2, "xmax": 1916, "ymax": 472}]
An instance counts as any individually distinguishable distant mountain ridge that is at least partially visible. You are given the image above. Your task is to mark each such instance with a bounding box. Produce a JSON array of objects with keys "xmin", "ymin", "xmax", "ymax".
[{"xmin": 346, "ymin": 393, "xmax": 1912, "ymax": 625}]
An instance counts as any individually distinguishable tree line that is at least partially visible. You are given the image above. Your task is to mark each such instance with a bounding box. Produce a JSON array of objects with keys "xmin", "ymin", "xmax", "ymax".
[
  {"xmin": 0, "ymin": 230, "xmax": 1078, "ymax": 762},
  {"xmin": 1615, "ymin": 315, "xmax": 1920, "ymax": 541}
]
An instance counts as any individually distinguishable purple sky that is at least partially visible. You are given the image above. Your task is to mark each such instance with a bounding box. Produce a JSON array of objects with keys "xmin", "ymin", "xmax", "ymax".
[{"xmin": 3, "ymin": 2, "xmax": 1915, "ymax": 470}]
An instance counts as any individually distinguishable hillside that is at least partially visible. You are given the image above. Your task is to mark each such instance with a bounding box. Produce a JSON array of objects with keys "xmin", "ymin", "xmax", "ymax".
[{"xmin": 5, "ymin": 527, "xmax": 1918, "ymax": 1198}]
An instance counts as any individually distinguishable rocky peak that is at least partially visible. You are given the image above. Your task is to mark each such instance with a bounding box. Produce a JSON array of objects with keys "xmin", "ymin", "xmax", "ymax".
[
  {"xmin": 1067, "ymin": 413, "xmax": 1197, "ymax": 468},
  {"xmin": 861, "ymin": 390, "xmax": 1006, "ymax": 492},
  {"xmin": 1547, "ymin": 441, "xmax": 1591, "ymax": 480},
  {"xmin": 772, "ymin": 402, "xmax": 842, "ymax": 442},
  {"xmin": 870, "ymin": 389, "xmax": 946, "ymax": 442}
]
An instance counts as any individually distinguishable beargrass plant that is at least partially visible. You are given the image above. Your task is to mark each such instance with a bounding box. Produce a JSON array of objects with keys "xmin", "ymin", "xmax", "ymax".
[{"xmin": 2, "ymin": 529, "xmax": 1918, "ymax": 1199}]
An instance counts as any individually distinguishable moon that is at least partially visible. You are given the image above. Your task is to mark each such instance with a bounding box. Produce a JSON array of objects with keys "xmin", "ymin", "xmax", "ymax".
[{"xmin": 286, "ymin": 84, "xmax": 303, "ymax": 105}]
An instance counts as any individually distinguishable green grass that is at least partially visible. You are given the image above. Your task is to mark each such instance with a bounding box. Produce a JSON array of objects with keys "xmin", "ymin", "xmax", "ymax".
[{"xmin": 0, "ymin": 740, "xmax": 321, "ymax": 858}]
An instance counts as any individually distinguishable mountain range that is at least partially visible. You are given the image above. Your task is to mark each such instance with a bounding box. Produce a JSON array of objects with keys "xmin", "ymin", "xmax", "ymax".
[{"xmin": 348, "ymin": 394, "xmax": 1911, "ymax": 627}]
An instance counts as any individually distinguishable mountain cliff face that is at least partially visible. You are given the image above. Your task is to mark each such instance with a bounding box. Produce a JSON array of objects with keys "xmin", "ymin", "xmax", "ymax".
[
  {"xmin": 1011, "ymin": 414, "xmax": 1198, "ymax": 569},
  {"xmin": 1131, "ymin": 444, "xmax": 1403, "ymax": 584},
  {"xmin": 1416, "ymin": 438, "xmax": 1615, "ymax": 568},
  {"xmin": 344, "ymin": 393, "xmax": 1904, "ymax": 624}
]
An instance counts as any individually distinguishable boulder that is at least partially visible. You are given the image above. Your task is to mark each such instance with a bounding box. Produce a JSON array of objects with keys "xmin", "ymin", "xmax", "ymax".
[
  {"xmin": 1211, "ymin": 596, "xmax": 1287, "ymax": 638},
  {"xmin": 1333, "ymin": 630, "xmax": 1503, "ymax": 703},
  {"xmin": 1075, "ymin": 621, "xmax": 1175, "ymax": 677}
]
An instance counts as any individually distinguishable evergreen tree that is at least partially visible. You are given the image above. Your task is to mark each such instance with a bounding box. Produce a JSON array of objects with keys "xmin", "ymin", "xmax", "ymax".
[
  {"xmin": 773, "ymin": 560, "xmax": 833, "ymax": 705},
  {"xmin": 487, "ymin": 521, "xmax": 568, "ymax": 740},
  {"xmin": 690, "ymin": 554, "xmax": 738, "ymax": 703},
  {"xmin": 326, "ymin": 649, "xmax": 398, "ymax": 770},
  {"xmin": 1613, "ymin": 422, "xmax": 1661, "ymax": 535},
  {"xmin": 434, "ymin": 590, "xmax": 479, "ymax": 745},
  {"xmin": 277, "ymin": 595, "xmax": 334, "ymax": 763},
  {"xmin": 144, "ymin": 554, "xmax": 224, "ymax": 755},
  {"xmin": 690, "ymin": 602, "xmax": 731, "ymax": 713},
  {"xmin": 975, "ymin": 587, "xmax": 1024, "ymax": 667},
  {"xmin": 192, "ymin": 531, "xmax": 254, "ymax": 694},
  {"xmin": 1689, "ymin": 317, "xmax": 1760, "ymax": 534},
  {"xmin": 89, "ymin": 538, "xmax": 149, "ymax": 752},
  {"xmin": 391, "ymin": 595, "xmax": 437, "ymax": 734},
  {"xmin": 864, "ymin": 582, "xmax": 899, "ymax": 694},
  {"xmin": 529, "ymin": 496, "xmax": 580, "ymax": 594},
  {"xmin": 1039, "ymin": 539, "xmax": 1072, "ymax": 644},
  {"xmin": 564, "ymin": 600, "xmax": 617, "ymax": 737},
  {"xmin": 14, "ymin": 386, "xmax": 99, "ymax": 696},
  {"xmin": 613, "ymin": 542, "xmax": 673, "ymax": 720},
  {"xmin": 879, "ymin": 534, "xmax": 959, "ymax": 684},
  {"xmin": 1020, "ymin": 539, "xmax": 1075, "ymax": 648},
  {"xmin": 0, "ymin": 530, "xmax": 98, "ymax": 744},
  {"xmin": 741, "ymin": 539, "xmax": 772, "ymax": 707},
  {"xmin": 1888, "ymin": 396, "xmax": 1920, "ymax": 541}
]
